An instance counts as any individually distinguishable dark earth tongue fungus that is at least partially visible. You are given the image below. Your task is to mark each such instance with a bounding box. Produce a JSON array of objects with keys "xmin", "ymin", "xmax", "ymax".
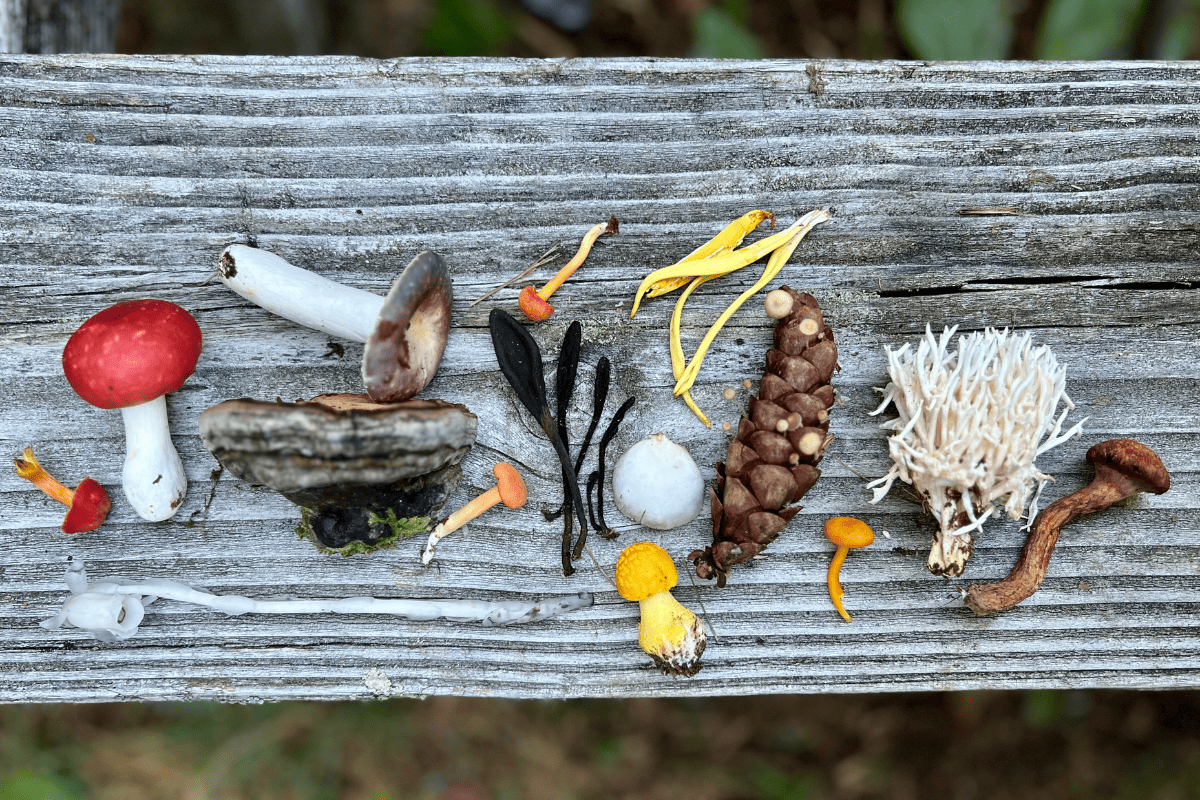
[
  {"xmin": 553, "ymin": 321, "xmax": 583, "ymax": 570},
  {"xmin": 198, "ymin": 394, "xmax": 477, "ymax": 554},
  {"xmin": 488, "ymin": 308, "xmax": 587, "ymax": 575},
  {"xmin": 585, "ymin": 395, "xmax": 636, "ymax": 543}
]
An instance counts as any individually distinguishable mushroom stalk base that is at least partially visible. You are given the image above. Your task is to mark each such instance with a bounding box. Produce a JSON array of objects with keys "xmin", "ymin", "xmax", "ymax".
[{"xmin": 121, "ymin": 396, "xmax": 187, "ymax": 522}]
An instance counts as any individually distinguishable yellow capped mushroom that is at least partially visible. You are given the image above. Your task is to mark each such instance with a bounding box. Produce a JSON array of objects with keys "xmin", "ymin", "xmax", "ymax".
[
  {"xmin": 614, "ymin": 542, "xmax": 707, "ymax": 677},
  {"xmin": 824, "ymin": 516, "xmax": 875, "ymax": 622}
]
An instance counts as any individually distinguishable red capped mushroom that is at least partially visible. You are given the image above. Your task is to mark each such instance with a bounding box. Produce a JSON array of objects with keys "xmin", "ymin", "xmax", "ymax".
[
  {"xmin": 62, "ymin": 299, "xmax": 202, "ymax": 522},
  {"xmin": 13, "ymin": 447, "xmax": 111, "ymax": 533},
  {"xmin": 217, "ymin": 246, "xmax": 452, "ymax": 402}
]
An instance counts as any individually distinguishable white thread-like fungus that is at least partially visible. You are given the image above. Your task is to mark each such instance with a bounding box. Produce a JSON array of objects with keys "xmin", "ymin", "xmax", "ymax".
[
  {"xmin": 866, "ymin": 326, "xmax": 1084, "ymax": 577},
  {"xmin": 40, "ymin": 559, "xmax": 593, "ymax": 642}
]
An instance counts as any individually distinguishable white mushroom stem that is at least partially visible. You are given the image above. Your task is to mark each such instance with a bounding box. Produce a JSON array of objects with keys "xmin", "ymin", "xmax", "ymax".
[
  {"xmin": 219, "ymin": 245, "xmax": 383, "ymax": 342},
  {"xmin": 121, "ymin": 396, "xmax": 188, "ymax": 522},
  {"xmin": 41, "ymin": 560, "xmax": 593, "ymax": 642}
]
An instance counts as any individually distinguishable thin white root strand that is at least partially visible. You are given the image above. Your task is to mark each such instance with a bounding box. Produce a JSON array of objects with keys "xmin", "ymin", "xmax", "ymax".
[{"xmin": 41, "ymin": 560, "xmax": 593, "ymax": 642}]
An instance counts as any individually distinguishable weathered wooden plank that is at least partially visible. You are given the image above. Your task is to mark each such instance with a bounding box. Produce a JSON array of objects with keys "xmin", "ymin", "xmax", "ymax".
[{"xmin": 1, "ymin": 55, "xmax": 1198, "ymax": 702}]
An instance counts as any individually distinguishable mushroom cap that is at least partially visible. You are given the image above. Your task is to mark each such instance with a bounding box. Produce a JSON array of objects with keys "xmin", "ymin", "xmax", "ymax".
[
  {"xmin": 518, "ymin": 285, "xmax": 555, "ymax": 321},
  {"xmin": 61, "ymin": 478, "xmax": 112, "ymax": 534},
  {"xmin": 62, "ymin": 299, "xmax": 203, "ymax": 409},
  {"xmin": 492, "ymin": 462, "xmax": 528, "ymax": 508},
  {"xmin": 764, "ymin": 288, "xmax": 795, "ymax": 320},
  {"xmin": 615, "ymin": 541, "xmax": 679, "ymax": 602},
  {"xmin": 1087, "ymin": 439, "xmax": 1171, "ymax": 495},
  {"xmin": 198, "ymin": 393, "xmax": 477, "ymax": 494},
  {"xmin": 362, "ymin": 252, "xmax": 453, "ymax": 403},
  {"xmin": 824, "ymin": 516, "xmax": 875, "ymax": 549}
]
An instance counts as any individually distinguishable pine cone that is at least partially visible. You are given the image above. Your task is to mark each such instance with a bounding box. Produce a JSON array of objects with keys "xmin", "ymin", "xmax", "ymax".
[{"xmin": 690, "ymin": 288, "xmax": 837, "ymax": 587}]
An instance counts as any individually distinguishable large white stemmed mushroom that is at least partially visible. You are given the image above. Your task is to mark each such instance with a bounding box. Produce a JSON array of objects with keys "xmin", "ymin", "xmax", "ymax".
[
  {"xmin": 62, "ymin": 299, "xmax": 203, "ymax": 522},
  {"xmin": 217, "ymin": 245, "xmax": 452, "ymax": 402}
]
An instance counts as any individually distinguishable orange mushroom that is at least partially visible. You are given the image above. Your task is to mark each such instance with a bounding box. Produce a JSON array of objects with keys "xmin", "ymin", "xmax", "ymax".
[
  {"xmin": 518, "ymin": 217, "xmax": 618, "ymax": 321},
  {"xmin": 14, "ymin": 447, "xmax": 111, "ymax": 534},
  {"xmin": 824, "ymin": 516, "xmax": 875, "ymax": 622},
  {"xmin": 421, "ymin": 462, "xmax": 528, "ymax": 564}
]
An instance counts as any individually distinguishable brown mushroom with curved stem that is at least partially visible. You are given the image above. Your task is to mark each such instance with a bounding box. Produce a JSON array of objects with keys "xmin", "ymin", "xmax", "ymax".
[
  {"xmin": 518, "ymin": 218, "xmax": 617, "ymax": 321},
  {"xmin": 217, "ymin": 247, "xmax": 452, "ymax": 402},
  {"xmin": 14, "ymin": 447, "xmax": 111, "ymax": 534},
  {"xmin": 825, "ymin": 516, "xmax": 875, "ymax": 622},
  {"xmin": 422, "ymin": 463, "xmax": 528, "ymax": 565},
  {"xmin": 965, "ymin": 439, "xmax": 1171, "ymax": 615}
]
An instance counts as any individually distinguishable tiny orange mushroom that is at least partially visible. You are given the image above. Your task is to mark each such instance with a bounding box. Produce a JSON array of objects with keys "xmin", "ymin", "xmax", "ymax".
[
  {"xmin": 824, "ymin": 516, "xmax": 875, "ymax": 622},
  {"xmin": 421, "ymin": 462, "xmax": 528, "ymax": 564},
  {"xmin": 518, "ymin": 217, "xmax": 618, "ymax": 321},
  {"xmin": 14, "ymin": 447, "xmax": 111, "ymax": 534}
]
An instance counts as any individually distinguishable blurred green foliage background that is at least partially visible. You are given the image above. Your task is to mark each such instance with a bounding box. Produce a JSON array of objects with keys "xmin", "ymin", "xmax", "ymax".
[
  {"xmin": 2, "ymin": 691, "xmax": 1198, "ymax": 799},
  {"xmin": 114, "ymin": 0, "xmax": 1200, "ymax": 61}
]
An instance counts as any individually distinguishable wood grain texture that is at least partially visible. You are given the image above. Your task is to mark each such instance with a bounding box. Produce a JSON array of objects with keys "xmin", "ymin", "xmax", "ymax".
[{"xmin": 1, "ymin": 56, "xmax": 1198, "ymax": 702}]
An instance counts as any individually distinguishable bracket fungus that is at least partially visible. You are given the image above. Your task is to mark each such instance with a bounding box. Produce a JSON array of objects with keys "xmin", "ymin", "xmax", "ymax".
[
  {"xmin": 611, "ymin": 433, "xmax": 704, "ymax": 530},
  {"xmin": 41, "ymin": 559, "xmax": 594, "ymax": 643},
  {"xmin": 13, "ymin": 448, "xmax": 111, "ymax": 534},
  {"xmin": 614, "ymin": 542, "xmax": 706, "ymax": 677},
  {"xmin": 965, "ymin": 439, "xmax": 1170, "ymax": 615},
  {"xmin": 422, "ymin": 462, "xmax": 528, "ymax": 565},
  {"xmin": 198, "ymin": 394, "xmax": 477, "ymax": 554},
  {"xmin": 218, "ymin": 246, "xmax": 452, "ymax": 402},
  {"xmin": 866, "ymin": 326, "xmax": 1085, "ymax": 577},
  {"xmin": 62, "ymin": 299, "xmax": 203, "ymax": 522}
]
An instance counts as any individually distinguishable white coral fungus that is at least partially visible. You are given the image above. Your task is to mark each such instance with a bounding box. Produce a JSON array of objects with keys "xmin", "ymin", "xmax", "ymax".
[{"xmin": 866, "ymin": 326, "xmax": 1085, "ymax": 577}]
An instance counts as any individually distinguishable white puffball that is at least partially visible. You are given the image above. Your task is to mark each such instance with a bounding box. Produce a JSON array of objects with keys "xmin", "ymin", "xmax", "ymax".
[{"xmin": 612, "ymin": 433, "xmax": 704, "ymax": 530}]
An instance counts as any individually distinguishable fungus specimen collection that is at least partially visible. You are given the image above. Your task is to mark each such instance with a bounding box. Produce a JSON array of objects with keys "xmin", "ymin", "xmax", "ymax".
[{"xmin": 19, "ymin": 212, "xmax": 1175, "ymax": 680}]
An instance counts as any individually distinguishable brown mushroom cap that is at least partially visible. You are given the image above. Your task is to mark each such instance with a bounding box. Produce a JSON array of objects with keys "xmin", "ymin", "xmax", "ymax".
[
  {"xmin": 362, "ymin": 252, "xmax": 453, "ymax": 403},
  {"xmin": 1087, "ymin": 439, "xmax": 1171, "ymax": 496}
]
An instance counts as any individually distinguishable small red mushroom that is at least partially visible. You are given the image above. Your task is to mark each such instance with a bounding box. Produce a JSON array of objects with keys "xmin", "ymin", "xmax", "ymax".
[
  {"xmin": 62, "ymin": 299, "xmax": 203, "ymax": 522},
  {"xmin": 13, "ymin": 447, "xmax": 111, "ymax": 533},
  {"xmin": 518, "ymin": 218, "xmax": 617, "ymax": 321}
]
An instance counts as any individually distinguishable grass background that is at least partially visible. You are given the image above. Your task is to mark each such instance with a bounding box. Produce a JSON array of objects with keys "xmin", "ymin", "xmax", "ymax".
[{"xmin": 3, "ymin": 691, "xmax": 1198, "ymax": 799}]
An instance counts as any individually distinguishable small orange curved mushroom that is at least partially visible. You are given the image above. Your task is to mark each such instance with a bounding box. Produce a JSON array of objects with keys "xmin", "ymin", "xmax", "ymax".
[
  {"xmin": 824, "ymin": 516, "xmax": 875, "ymax": 622},
  {"xmin": 14, "ymin": 447, "xmax": 111, "ymax": 534},
  {"xmin": 518, "ymin": 217, "xmax": 618, "ymax": 321},
  {"xmin": 421, "ymin": 463, "xmax": 528, "ymax": 564}
]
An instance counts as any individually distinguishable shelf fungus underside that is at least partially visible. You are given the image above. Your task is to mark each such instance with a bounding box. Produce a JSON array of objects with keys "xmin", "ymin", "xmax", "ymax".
[{"xmin": 198, "ymin": 394, "xmax": 477, "ymax": 553}]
